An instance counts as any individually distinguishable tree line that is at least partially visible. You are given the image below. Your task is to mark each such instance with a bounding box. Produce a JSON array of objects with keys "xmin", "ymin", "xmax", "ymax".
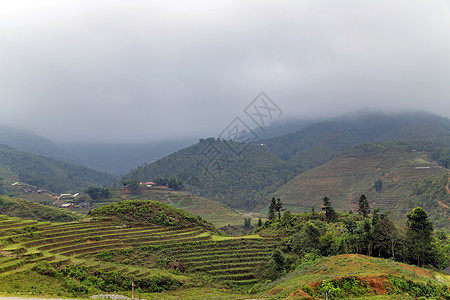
[{"xmin": 259, "ymin": 195, "xmax": 449, "ymax": 277}]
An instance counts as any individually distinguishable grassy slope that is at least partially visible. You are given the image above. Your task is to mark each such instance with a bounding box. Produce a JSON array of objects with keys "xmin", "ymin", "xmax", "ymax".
[
  {"xmin": 274, "ymin": 142, "xmax": 449, "ymax": 219},
  {"xmin": 262, "ymin": 254, "xmax": 450, "ymax": 299}
]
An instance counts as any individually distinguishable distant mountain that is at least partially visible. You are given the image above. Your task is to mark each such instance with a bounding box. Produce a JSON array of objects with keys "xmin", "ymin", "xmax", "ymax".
[
  {"xmin": 122, "ymin": 112, "xmax": 450, "ymax": 211},
  {"xmin": 273, "ymin": 141, "xmax": 449, "ymax": 228},
  {"xmin": 0, "ymin": 125, "xmax": 69, "ymax": 160},
  {"xmin": 0, "ymin": 144, "xmax": 117, "ymax": 193},
  {"xmin": 122, "ymin": 138, "xmax": 298, "ymax": 209},
  {"xmin": 58, "ymin": 139, "xmax": 196, "ymax": 175},
  {"xmin": 263, "ymin": 112, "xmax": 450, "ymax": 168}
]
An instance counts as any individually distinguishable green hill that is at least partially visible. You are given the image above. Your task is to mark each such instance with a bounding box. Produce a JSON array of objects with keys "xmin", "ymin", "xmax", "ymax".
[
  {"xmin": 88, "ymin": 199, "xmax": 219, "ymax": 233},
  {"xmin": 122, "ymin": 139, "xmax": 298, "ymax": 209},
  {"xmin": 0, "ymin": 144, "xmax": 116, "ymax": 193},
  {"xmin": 273, "ymin": 141, "xmax": 450, "ymax": 227}
]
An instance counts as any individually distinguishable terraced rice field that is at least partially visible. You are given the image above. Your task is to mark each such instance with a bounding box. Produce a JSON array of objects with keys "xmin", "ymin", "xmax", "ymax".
[
  {"xmin": 0, "ymin": 216, "xmax": 210, "ymax": 277},
  {"xmin": 0, "ymin": 215, "xmax": 276, "ymax": 285},
  {"xmin": 155, "ymin": 239, "xmax": 276, "ymax": 285}
]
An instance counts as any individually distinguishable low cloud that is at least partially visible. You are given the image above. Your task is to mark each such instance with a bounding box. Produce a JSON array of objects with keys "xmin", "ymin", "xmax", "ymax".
[{"xmin": 1, "ymin": 0, "xmax": 449, "ymax": 142}]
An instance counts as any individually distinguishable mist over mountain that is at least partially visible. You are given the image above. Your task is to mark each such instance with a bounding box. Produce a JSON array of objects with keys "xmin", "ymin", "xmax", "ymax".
[
  {"xmin": 0, "ymin": 144, "xmax": 116, "ymax": 193},
  {"xmin": 263, "ymin": 112, "xmax": 450, "ymax": 167},
  {"xmin": 58, "ymin": 138, "xmax": 196, "ymax": 175},
  {"xmin": 0, "ymin": 125, "xmax": 69, "ymax": 160},
  {"xmin": 122, "ymin": 112, "xmax": 450, "ymax": 210}
]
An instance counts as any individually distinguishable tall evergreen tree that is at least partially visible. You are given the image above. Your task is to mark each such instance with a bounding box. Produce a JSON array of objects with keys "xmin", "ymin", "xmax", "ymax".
[
  {"xmin": 244, "ymin": 217, "xmax": 251, "ymax": 229},
  {"xmin": 321, "ymin": 196, "xmax": 336, "ymax": 221},
  {"xmin": 275, "ymin": 198, "xmax": 283, "ymax": 219},
  {"xmin": 406, "ymin": 207, "xmax": 434, "ymax": 266},
  {"xmin": 268, "ymin": 197, "xmax": 276, "ymax": 220},
  {"xmin": 357, "ymin": 194, "xmax": 370, "ymax": 218},
  {"xmin": 257, "ymin": 218, "xmax": 263, "ymax": 227},
  {"xmin": 373, "ymin": 213, "xmax": 397, "ymax": 259}
]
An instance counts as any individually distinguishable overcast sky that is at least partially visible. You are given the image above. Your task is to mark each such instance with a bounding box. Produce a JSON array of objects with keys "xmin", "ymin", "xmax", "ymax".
[{"xmin": 1, "ymin": 0, "xmax": 449, "ymax": 143}]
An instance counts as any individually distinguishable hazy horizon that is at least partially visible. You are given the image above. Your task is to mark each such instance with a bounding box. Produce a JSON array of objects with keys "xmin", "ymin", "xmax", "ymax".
[{"xmin": 1, "ymin": 1, "xmax": 449, "ymax": 143}]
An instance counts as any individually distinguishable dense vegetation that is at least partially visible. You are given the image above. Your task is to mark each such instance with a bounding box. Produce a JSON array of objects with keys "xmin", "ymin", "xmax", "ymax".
[
  {"xmin": 85, "ymin": 186, "xmax": 111, "ymax": 201},
  {"xmin": 0, "ymin": 196, "xmax": 80, "ymax": 222},
  {"xmin": 33, "ymin": 262, "xmax": 182, "ymax": 296},
  {"xmin": 0, "ymin": 144, "xmax": 116, "ymax": 193},
  {"xmin": 256, "ymin": 204, "xmax": 449, "ymax": 274}
]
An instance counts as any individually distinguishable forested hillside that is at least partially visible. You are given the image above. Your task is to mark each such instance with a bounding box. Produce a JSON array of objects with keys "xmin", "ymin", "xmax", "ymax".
[
  {"xmin": 122, "ymin": 139, "xmax": 298, "ymax": 209},
  {"xmin": 0, "ymin": 125, "xmax": 69, "ymax": 160},
  {"xmin": 0, "ymin": 144, "xmax": 116, "ymax": 193}
]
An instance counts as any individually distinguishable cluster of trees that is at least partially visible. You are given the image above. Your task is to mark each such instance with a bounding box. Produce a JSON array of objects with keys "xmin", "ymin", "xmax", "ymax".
[
  {"xmin": 153, "ymin": 177, "xmax": 184, "ymax": 191},
  {"xmin": 122, "ymin": 178, "xmax": 141, "ymax": 195},
  {"xmin": 268, "ymin": 197, "xmax": 283, "ymax": 220},
  {"xmin": 85, "ymin": 186, "xmax": 111, "ymax": 201},
  {"xmin": 431, "ymin": 146, "xmax": 450, "ymax": 168},
  {"xmin": 260, "ymin": 196, "xmax": 449, "ymax": 272},
  {"xmin": 374, "ymin": 179, "xmax": 383, "ymax": 193}
]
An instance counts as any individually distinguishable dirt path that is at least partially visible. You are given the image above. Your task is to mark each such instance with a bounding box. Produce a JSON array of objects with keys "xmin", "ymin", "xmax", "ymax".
[{"xmin": 446, "ymin": 182, "xmax": 450, "ymax": 194}]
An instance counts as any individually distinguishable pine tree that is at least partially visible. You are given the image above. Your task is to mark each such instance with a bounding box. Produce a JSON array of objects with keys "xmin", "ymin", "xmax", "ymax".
[
  {"xmin": 358, "ymin": 194, "xmax": 370, "ymax": 218},
  {"xmin": 406, "ymin": 207, "xmax": 433, "ymax": 266},
  {"xmin": 275, "ymin": 198, "xmax": 283, "ymax": 219},
  {"xmin": 268, "ymin": 197, "xmax": 276, "ymax": 220},
  {"xmin": 321, "ymin": 196, "xmax": 336, "ymax": 221},
  {"xmin": 244, "ymin": 217, "xmax": 251, "ymax": 229}
]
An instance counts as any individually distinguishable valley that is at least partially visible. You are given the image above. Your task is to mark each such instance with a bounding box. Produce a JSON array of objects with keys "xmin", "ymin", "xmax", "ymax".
[{"xmin": 0, "ymin": 112, "xmax": 449, "ymax": 299}]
